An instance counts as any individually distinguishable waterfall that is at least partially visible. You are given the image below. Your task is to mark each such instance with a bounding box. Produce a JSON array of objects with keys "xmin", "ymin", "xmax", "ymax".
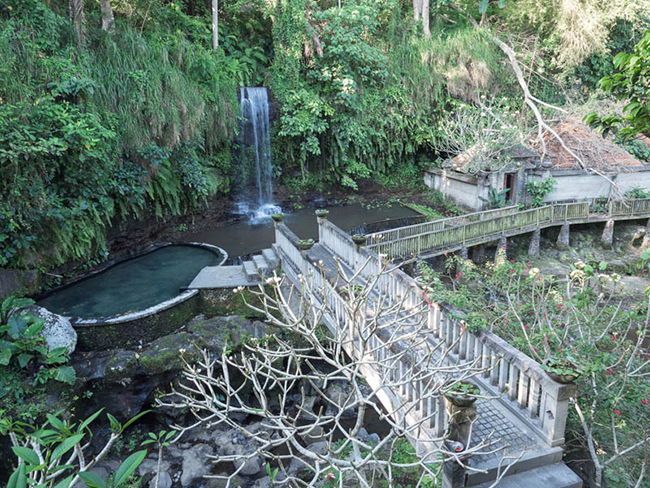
[{"xmin": 237, "ymin": 87, "xmax": 279, "ymax": 221}]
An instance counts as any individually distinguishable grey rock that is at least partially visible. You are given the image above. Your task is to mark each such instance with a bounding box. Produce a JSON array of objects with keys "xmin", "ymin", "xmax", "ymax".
[
  {"xmin": 21, "ymin": 305, "xmax": 77, "ymax": 354},
  {"xmin": 138, "ymin": 457, "xmax": 171, "ymax": 477},
  {"xmin": 181, "ymin": 443, "xmax": 215, "ymax": 487},
  {"xmin": 234, "ymin": 455, "xmax": 263, "ymax": 476},
  {"xmin": 358, "ymin": 427, "xmax": 380, "ymax": 445},
  {"xmin": 148, "ymin": 472, "xmax": 172, "ymax": 488}
]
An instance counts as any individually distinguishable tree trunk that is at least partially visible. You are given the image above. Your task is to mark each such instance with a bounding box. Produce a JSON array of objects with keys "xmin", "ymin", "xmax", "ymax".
[
  {"xmin": 69, "ymin": 0, "xmax": 86, "ymax": 48},
  {"xmin": 212, "ymin": 0, "xmax": 219, "ymax": 49},
  {"xmin": 422, "ymin": 0, "xmax": 430, "ymax": 39},
  {"xmin": 413, "ymin": 0, "xmax": 421, "ymax": 20},
  {"xmin": 100, "ymin": 0, "xmax": 115, "ymax": 34}
]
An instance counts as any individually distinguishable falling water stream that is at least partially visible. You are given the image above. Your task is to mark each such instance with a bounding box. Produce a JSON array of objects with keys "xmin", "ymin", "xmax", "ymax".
[{"xmin": 238, "ymin": 87, "xmax": 280, "ymax": 221}]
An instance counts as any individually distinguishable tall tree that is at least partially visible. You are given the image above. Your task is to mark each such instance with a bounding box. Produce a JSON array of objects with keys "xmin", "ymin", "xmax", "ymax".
[
  {"xmin": 413, "ymin": 0, "xmax": 421, "ymax": 20},
  {"xmin": 212, "ymin": 0, "xmax": 218, "ymax": 49},
  {"xmin": 69, "ymin": 0, "xmax": 86, "ymax": 47},
  {"xmin": 422, "ymin": 0, "xmax": 430, "ymax": 39},
  {"xmin": 100, "ymin": 0, "xmax": 115, "ymax": 34}
]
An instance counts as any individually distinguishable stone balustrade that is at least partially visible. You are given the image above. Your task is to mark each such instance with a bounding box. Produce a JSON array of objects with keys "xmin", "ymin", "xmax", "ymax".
[{"xmin": 275, "ymin": 217, "xmax": 574, "ymax": 451}]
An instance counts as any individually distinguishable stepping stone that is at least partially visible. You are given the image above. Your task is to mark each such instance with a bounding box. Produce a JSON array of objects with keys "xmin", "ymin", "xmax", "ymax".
[{"xmin": 242, "ymin": 260, "xmax": 258, "ymax": 282}]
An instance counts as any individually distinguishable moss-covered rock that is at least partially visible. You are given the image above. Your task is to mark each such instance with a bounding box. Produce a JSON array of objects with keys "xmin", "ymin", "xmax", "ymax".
[{"xmin": 71, "ymin": 315, "xmax": 269, "ymax": 419}]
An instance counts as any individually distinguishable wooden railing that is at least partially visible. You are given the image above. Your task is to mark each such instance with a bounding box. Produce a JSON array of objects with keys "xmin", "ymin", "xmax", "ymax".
[
  {"xmin": 609, "ymin": 198, "xmax": 650, "ymax": 216},
  {"xmin": 276, "ymin": 218, "xmax": 574, "ymax": 449},
  {"xmin": 368, "ymin": 198, "xmax": 650, "ymax": 259},
  {"xmin": 368, "ymin": 202, "xmax": 590, "ymax": 259},
  {"xmin": 366, "ymin": 205, "xmax": 519, "ymax": 246}
]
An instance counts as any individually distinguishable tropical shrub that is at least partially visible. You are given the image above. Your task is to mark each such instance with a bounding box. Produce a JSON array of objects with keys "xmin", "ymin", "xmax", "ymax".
[
  {"xmin": 1, "ymin": 409, "xmax": 149, "ymax": 488},
  {"xmin": 0, "ymin": 297, "xmax": 75, "ymax": 398},
  {"xmin": 525, "ymin": 177, "xmax": 557, "ymax": 208},
  {"xmin": 419, "ymin": 256, "xmax": 650, "ymax": 486}
]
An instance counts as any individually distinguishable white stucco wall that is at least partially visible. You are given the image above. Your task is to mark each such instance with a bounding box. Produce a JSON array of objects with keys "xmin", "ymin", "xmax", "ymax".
[
  {"xmin": 424, "ymin": 169, "xmax": 484, "ymax": 210},
  {"xmin": 539, "ymin": 167, "xmax": 650, "ymax": 202}
]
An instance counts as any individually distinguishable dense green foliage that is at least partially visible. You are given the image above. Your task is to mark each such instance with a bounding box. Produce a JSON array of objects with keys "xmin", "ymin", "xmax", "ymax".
[
  {"xmin": 0, "ymin": 0, "xmax": 238, "ymax": 268},
  {"xmin": 586, "ymin": 29, "xmax": 650, "ymax": 139},
  {"xmin": 1, "ymin": 0, "xmax": 647, "ymax": 271}
]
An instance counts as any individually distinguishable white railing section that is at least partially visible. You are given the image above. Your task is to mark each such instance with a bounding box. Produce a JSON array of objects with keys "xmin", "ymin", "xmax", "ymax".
[
  {"xmin": 280, "ymin": 220, "xmax": 449, "ymax": 439},
  {"xmin": 275, "ymin": 218, "xmax": 575, "ymax": 449}
]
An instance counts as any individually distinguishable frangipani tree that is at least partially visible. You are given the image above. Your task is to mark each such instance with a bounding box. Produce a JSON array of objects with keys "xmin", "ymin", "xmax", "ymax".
[{"xmin": 158, "ymin": 262, "xmax": 522, "ymax": 487}]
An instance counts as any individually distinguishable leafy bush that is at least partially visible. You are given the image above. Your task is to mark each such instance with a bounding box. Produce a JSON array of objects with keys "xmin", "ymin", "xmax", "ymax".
[
  {"xmin": 0, "ymin": 297, "xmax": 75, "ymax": 397},
  {"xmin": 525, "ymin": 177, "xmax": 557, "ymax": 208},
  {"xmin": 0, "ymin": 2, "xmax": 238, "ymax": 269}
]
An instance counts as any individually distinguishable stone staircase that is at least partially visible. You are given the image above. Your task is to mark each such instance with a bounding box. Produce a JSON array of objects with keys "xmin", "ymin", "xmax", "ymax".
[{"xmin": 187, "ymin": 248, "xmax": 280, "ymax": 289}]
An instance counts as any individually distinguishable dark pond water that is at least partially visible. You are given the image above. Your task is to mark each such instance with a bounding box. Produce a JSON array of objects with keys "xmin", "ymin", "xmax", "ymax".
[
  {"xmin": 185, "ymin": 202, "xmax": 421, "ymax": 258},
  {"xmin": 38, "ymin": 245, "xmax": 222, "ymax": 319}
]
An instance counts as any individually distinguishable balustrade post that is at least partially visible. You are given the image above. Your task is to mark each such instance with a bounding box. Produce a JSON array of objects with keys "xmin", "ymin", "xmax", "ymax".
[
  {"xmin": 539, "ymin": 380, "xmax": 575, "ymax": 447},
  {"xmin": 528, "ymin": 227, "xmax": 541, "ymax": 258}
]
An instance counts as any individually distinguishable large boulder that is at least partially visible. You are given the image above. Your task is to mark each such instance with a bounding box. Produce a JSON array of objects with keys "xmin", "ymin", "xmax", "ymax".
[{"xmin": 21, "ymin": 305, "xmax": 77, "ymax": 355}]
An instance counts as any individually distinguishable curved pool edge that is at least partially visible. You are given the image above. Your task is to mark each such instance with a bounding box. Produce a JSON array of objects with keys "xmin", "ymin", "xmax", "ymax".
[
  {"xmin": 72, "ymin": 289, "xmax": 200, "ymax": 327},
  {"xmin": 40, "ymin": 242, "xmax": 228, "ymax": 351}
]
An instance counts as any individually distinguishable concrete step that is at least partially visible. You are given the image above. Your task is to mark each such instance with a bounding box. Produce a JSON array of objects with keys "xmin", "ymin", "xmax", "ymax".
[
  {"xmin": 188, "ymin": 265, "xmax": 257, "ymax": 288},
  {"xmin": 473, "ymin": 463, "xmax": 582, "ymax": 488},
  {"xmin": 467, "ymin": 446, "xmax": 564, "ymax": 486},
  {"xmin": 261, "ymin": 248, "xmax": 279, "ymax": 269},
  {"xmin": 252, "ymin": 254, "xmax": 270, "ymax": 277},
  {"xmin": 242, "ymin": 260, "xmax": 258, "ymax": 282}
]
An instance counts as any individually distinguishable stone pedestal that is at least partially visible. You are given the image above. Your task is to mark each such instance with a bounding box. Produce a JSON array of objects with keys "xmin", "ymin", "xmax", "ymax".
[
  {"xmin": 495, "ymin": 236, "xmax": 507, "ymax": 264},
  {"xmin": 557, "ymin": 222, "xmax": 570, "ymax": 250},
  {"xmin": 441, "ymin": 399, "xmax": 477, "ymax": 488},
  {"xmin": 473, "ymin": 244, "xmax": 486, "ymax": 265},
  {"xmin": 601, "ymin": 219, "xmax": 615, "ymax": 249},
  {"xmin": 642, "ymin": 219, "xmax": 650, "ymax": 249},
  {"xmin": 528, "ymin": 228, "xmax": 541, "ymax": 259},
  {"xmin": 460, "ymin": 246, "xmax": 469, "ymax": 260}
]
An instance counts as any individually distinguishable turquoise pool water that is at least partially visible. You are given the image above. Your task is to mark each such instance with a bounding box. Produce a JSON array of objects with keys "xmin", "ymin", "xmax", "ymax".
[{"xmin": 38, "ymin": 245, "xmax": 222, "ymax": 319}]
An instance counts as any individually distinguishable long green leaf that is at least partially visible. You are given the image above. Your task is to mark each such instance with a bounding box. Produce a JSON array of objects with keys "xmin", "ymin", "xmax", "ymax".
[
  {"xmin": 479, "ymin": 0, "xmax": 489, "ymax": 13},
  {"xmin": 79, "ymin": 408, "xmax": 104, "ymax": 433},
  {"xmin": 12, "ymin": 446, "xmax": 40, "ymax": 465},
  {"xmin": 120, "ymin": 410, "xmax": 151, "ymax": 433},
  {"xmin": 7, "ymin": 463, "xmax": 27, "ymax": 488},
  {"xmin": 46, "ymin": 413, "xmax": 65, "ymax": 431},
  {"xmin": 78, "ymin": 471, "xmax": 107, "ymax": 488},
  {"xmin": 52, "ymin": 475, "xmax": 74, "ymax": 488},
  {"xmin": 112, "ymin": 450, "xmax": 147, "ymax": 486},
  {"xmin": 50, "ymin": 433, "xmax": 84, "ymax": 461}
]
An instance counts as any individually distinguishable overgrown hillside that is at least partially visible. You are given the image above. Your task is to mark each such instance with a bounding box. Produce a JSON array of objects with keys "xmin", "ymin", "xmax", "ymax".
[{"xmin": 1, "ymin": 0, "xmax": 648, "ymax": 270}]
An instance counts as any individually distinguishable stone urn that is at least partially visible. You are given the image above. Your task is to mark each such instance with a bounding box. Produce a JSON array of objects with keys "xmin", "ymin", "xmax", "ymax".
[
  {"xmin": 315, "ymin": 209, "xmax": 330, "ymax": 220},
  {"xmin": 297, "ymin": 239, "xmax": 314, "ymax": 252},
  {"xmin": 352, "ymin": 234, "xmax": 367, "ymax": 249},
  {"xmin": 542, "ymin": 358, "xmax": 581, "ymax": 384},
  {"xmin": 444, "ymin": 381, "xmax": 480, "ymax": 408}
]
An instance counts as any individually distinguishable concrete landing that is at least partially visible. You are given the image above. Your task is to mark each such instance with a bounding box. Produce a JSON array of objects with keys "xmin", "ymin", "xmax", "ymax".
[
  {"xmin": 187, "ymin": 248, "xmax": 280, "ymax": 289},
  {"xmin": 473, "ymin": 463, "xmax": 582, "ymax": 488},
  {"xmin": 187, "ymin": 265, "xmax": 260, "ymax": 288}
]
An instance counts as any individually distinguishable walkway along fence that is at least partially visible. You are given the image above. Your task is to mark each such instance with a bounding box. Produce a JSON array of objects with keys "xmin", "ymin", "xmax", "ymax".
[
  {"xmin": 367, "ymin": 198, "xmax": 650, "ymax": 260},
  {"xmin": 275, "ymin": 218, "xmax": 574, "ymax": 454}
]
